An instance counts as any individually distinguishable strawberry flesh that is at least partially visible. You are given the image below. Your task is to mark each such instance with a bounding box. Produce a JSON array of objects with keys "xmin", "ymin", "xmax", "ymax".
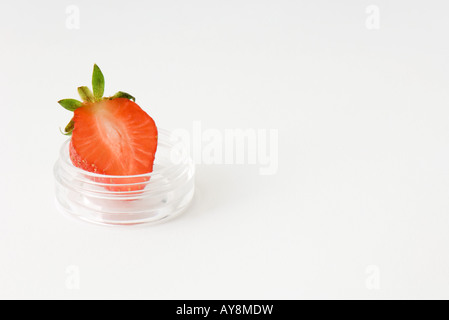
[{"xmin": 69, "ymin": 98, "xmax": 158, "ymax": 192}]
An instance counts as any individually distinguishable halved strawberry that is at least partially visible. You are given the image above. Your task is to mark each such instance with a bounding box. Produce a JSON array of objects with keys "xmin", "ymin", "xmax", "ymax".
[{"xmin": 58, "ymin": 65, "xmax": 158, "ymax": 192}]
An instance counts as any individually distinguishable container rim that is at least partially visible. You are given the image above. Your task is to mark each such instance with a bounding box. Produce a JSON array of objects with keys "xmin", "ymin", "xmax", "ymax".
[{"xmin": 58, "ymin": 128, "xmax": 190, "ymax": 180}]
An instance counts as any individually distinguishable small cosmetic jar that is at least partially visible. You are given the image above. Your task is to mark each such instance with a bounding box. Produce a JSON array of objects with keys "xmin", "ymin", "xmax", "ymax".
[{"xmin": 54, "ymin": 129, "xmax": 195, "ymax": 226}]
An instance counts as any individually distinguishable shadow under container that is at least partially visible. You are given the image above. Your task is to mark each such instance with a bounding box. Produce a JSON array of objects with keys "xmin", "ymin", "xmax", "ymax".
[{"xmin": 54, "ymin": 129, "xmax": 195, "ymax": 226}]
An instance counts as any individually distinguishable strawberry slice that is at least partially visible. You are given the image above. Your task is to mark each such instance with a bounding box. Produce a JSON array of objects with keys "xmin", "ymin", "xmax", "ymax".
[{"xmin": 58, "ymin": 65, "xmax": 158, "ymax": 192}]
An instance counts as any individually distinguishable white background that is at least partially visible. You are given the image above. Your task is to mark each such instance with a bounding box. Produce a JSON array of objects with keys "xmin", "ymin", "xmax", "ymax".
[{"xmin": 1, "ymin": 0, "xmax": 449, "ymax": 299}]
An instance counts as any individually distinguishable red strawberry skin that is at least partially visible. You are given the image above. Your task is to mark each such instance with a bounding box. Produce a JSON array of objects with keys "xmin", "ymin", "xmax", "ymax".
[{"xmin": 69, "ymin": 98, "xmax": 158, "ymax": 192}]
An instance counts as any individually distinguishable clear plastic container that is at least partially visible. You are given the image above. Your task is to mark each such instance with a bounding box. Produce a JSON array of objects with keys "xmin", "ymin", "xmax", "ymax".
[{"xmin": 54, "ymin": 129, "xmax": 195, "ymax": 226}]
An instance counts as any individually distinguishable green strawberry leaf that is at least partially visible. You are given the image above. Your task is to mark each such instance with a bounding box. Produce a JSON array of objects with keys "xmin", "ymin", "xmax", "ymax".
[
  {"xmin": 58, "ymin": 99, "xmax": 83, "ymax": 111},
  {"xmin": 59, "ymin": 118, "xmax": 75, "ymax": 136},
  {"xmin": 110, "ymin": 91, "xmax": 136, "ymax": 102},
  {"xmin": 78, "ymin": 86, "xmax": 95, "ymax": 102},
  {"xmin": 92, "ymin": 64, "xmax": 105, "ymax": 101}
]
